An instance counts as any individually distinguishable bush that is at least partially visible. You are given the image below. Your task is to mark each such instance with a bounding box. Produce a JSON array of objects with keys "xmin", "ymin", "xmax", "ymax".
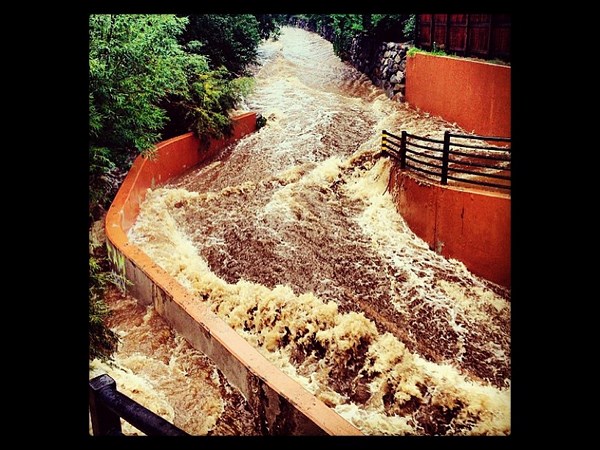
[
  {"xmin": 255, "ymin": 14, "xmax": 284, "ymax": 40},
  {"xmin": 89, "ymin": 14, "xmax": 257, "ymax": 219},
  {"xmin": 180, "ymin": 14, "xmax": 262, "ymax": 76},
  {"xmin": 160, "ymin": 65, "xmax": 255, "ymax": 143}
]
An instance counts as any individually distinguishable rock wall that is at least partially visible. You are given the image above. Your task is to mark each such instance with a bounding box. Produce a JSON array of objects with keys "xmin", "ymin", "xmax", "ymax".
[{"xmin": 349, "ymin": 37, "xmax": 412, "ymax": 102}]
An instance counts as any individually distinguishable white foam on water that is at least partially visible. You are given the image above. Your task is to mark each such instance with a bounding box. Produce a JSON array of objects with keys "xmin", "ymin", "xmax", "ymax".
[{"xmin": 121, "ymin": 26, "xmax": 511, "ymax": 436}]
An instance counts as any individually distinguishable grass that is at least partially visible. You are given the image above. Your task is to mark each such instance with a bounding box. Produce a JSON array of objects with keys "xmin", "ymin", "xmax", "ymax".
[{"xmin": 407, "ymin": 46, "xmax": 510, "ymax": 66}]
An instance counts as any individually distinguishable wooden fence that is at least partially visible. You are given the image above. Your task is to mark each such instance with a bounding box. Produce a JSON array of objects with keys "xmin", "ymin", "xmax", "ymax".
[{"xmin": 415, "ymin": 14, "xmax": 511, "ymax": 62}]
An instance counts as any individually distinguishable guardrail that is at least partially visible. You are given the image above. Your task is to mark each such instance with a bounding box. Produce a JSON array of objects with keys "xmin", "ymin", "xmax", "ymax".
[
  {"xmin": 381, "ymin": 129, "xmax": 511, "ymax": 191},
  {"xmin": 89, "ymin": 374, "xmax": 190, "ymax": 436}
]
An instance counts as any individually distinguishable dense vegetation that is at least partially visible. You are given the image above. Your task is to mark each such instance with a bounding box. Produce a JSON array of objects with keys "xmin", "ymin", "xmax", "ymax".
[
  {"xmin": 88, "ymin": 14, "xmax": 282, "ymax": 362},
  {"xmin": 285, "ymin": 14, "xmax": 415, "ymax": 60}
]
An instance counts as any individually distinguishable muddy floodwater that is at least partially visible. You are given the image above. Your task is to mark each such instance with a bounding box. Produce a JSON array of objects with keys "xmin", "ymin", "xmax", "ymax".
[
  {"xmin": 89, "ymin": 286, "xmax": 262, "ymax": 435},
  {"xmin": 111, "ymin": 26, "xmax": 510, "ymax": 436}
]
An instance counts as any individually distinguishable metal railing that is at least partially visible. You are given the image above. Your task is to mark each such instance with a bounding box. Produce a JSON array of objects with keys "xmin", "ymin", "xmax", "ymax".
[
  {"xmin": 89, "ymin": 374, "xmax": 190, "ymax": 436},
  {"xmin": 381, "ymin": 129, "xmax": 511, "ymax": 191}
]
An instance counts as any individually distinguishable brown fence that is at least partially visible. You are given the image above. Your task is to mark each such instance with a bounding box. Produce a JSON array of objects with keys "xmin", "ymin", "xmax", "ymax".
[
  {"xmin": 381, "ymin": 129, "xmax": 511, "ymax": 192},
  {"xmin": 416, "ymin": 14, "xmax": 510, "ymax": 62}
]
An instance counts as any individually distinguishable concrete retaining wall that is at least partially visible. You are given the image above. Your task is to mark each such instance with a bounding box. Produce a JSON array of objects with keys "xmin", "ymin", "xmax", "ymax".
[
  {"xmin": 388, "ymin": 166, "xmax": 510, "ymax": 289},
  {"xmin": 105, "ymin": 112, "xmax": 362, "ymax": 436},
  {"xmin": 405, "ymin": 53, "xmax": 511, "ymax": 138}
]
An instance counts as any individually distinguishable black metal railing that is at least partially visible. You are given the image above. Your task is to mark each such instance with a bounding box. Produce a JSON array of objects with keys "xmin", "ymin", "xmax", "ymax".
[
  {"xmin": 382, "ymin": 129, "xmax": 511, "ymax": 191},
  {"xmin": 89, "ymin": 374, "xmax": 190, "ymax": 436}
]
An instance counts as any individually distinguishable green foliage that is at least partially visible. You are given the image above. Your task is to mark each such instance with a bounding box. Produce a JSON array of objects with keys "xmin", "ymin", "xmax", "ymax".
[
  {"xmin": 89, "ymin": 222, "xmax": 133, "ymax": 362},
  {"xmin": 408, "ymin": 47, "xmax": 510, "ymax": 66},
  {"xmin": 187, "ymin": 70, "xmax": 255, "ymax": 141},
  {"xmin": 89, "ymin": 14, "xmax": 258, "ymax": 218},
  {"xmin": 89, "ymin": 14, "xmax": 194, "ymax": 216},
  {"xmin": 288, "ymin": 14, "xmax": 416, "ymax": 61},
  {"xmin": 89, "ymin": 146, "xmax": 117, "ymax": 222},
  {"xmin": 181, "ymin": 15, "xmax": 261, "ymax": 76},
  {"xmin": 403, "ymin": 15, "xmax": 416, "ymax": 38},
  {"xmin": 407, "ymin": 47, "xmax": 420, "ymax": 57},
  {"xmin": 407, "ymin": 46, "xmax": 447, "ymax": 58},
  {"xmin": 330, "ymin": 14, "xmax": 364, "ymax": 59},
  {"xmin": 431, "ymin": 41, "xmax": 447, "ymax": 55},
  {"xmin": 89, "ymin": 247, "xmax": 122, "ymax": 362},
  {"xmin": 161, "ymin": 65, "xmax": 255, "ymax": 142},
  {"xmin": 89, "ymin": 14, "xmax": 191, "ymax": 155},
  {"xmin": 255, "ymin": 14, "xmax": 284, "ymax": 40},
  {"xmin": 294, "ymin": 14, "xmax": 328, "ymax": 31}
]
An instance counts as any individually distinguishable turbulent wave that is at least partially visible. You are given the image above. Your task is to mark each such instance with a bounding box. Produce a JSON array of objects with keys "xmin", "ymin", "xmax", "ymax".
[{"xmin": 125, "ymin": 26, "xmax": 510, "ymax": 435}]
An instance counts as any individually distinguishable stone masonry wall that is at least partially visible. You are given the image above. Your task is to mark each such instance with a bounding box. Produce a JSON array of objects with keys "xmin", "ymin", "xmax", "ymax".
[{"xmin": 350, "ymin": 36, "xmax": 412, "ymax": 102}]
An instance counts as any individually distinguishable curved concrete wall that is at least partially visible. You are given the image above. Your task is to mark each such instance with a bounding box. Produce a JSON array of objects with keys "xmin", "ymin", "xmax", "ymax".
[
  {"xmin": 105, "ymin": 112, "xmax": 362, "ymax": 436},
  {"xmin": 406, "ymin": 53, "xmax": 510, "ymax": 138},
  {"xmin": 388, "ymin": 166, "xmax": 510, "ymax": 289}
]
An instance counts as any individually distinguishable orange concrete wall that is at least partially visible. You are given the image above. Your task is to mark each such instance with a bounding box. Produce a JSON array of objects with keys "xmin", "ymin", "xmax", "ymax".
[
  {"xmin": 405, "ymin": 53, "xmax": 511, "ymax": 138},
  {"xmin": 388, "ymin": 166, "xmax": 510, "ymax": 289},
  {"xmin": 114, "ymin": 112, "xmax": 257, "ymax": 232},
  {"xmin": 105, "ymin": 112, "xmax": 362, "ymax": 436}
]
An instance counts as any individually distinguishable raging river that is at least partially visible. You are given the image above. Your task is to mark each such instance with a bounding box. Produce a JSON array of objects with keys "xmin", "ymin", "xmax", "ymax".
[{"xmin": 90, "ymin": 26, "xmax": 511, "ymax": 436}]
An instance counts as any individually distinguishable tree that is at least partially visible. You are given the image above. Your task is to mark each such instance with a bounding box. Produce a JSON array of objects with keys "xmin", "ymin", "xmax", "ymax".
[
  {"xmin": 330, "ymin": 14, "xmax": 364, "ymax": 60},
  {"xmin": 255, "ymin": 14, "xmax": 284, "ymax": 40},
  {"xmin": 89, "ymin": 15, "xmax": 191, "ymax": 156},
  {"xmin": 89, "ymin": 14, "xmax": 254, "ymax": 217},
  {"xmin": 89, "ymin": 14, "xmax": 195, "ymax": 219},
  {"xmin": 181, "ymin": 15, "xmax": 262, "ymax": 76}
]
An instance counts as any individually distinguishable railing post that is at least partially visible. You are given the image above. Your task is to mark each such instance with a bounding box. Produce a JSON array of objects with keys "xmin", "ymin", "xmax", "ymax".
[
  {"xmin": 441, "ymin": 131, "xmax": 450, "ymax": 185},
  {"xmin": 89, "ymin": 374, "xmax": 123, "ymax": 436},
  {"xmin": 400, "ymin": 131, "xmax": 407, "ymax": 169},
  {"xmin": 89, "ymin": 373, "xmax": 190, "ymax": 436},
  {"xmin": 381, "ymin": 130, "xmax": 387, "ymax": 154}
]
